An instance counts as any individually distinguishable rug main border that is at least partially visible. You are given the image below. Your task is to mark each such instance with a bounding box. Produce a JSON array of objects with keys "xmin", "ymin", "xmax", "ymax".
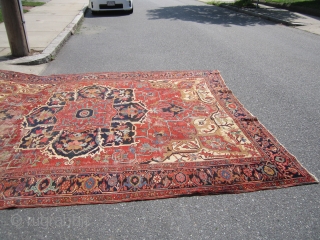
[{"xmin": 0, "ymin": 70, "xmax": 318, "ymax": 210}]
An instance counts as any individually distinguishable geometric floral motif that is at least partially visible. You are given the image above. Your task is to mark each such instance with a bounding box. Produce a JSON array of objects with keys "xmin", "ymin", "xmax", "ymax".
[
  {"xmin": 18, "ymin": 85, "xmax": 148, "ymax": 163},
  {"xmin": 0, "ymin": 70, "xmax": 317, "ymax": 210}
]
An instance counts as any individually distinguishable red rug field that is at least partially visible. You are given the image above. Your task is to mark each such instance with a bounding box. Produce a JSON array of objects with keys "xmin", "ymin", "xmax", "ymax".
[{"xmin": 0, "ymin": 70, "xmax": 317, "ymax": 209}]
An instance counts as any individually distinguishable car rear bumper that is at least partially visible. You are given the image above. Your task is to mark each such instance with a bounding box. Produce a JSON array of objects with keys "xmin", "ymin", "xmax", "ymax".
[{"xmin": 89, "ymin": 0, "xmax": 133, "ymax": 11}]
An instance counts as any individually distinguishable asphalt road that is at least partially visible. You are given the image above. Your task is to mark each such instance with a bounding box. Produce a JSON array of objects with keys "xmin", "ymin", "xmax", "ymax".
[{"xmin": 1, "ymin": 0, "xmax": 320, "ymax": 239}]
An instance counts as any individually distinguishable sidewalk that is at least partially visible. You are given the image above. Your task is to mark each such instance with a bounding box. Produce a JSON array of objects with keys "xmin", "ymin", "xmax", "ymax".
[
  {"xmin": 0, "ymin": 0, "xmax": 87, "ymax": 73},
  {"xmin": 200, "ymin": 0, "xmax": 320, "ymax": 35},
  {"xmin": 0, "ymin": 0, "xmax": 320, "ymax": 73},
  {"xmin": 221, "ymin": 3, "xmax": 320, "ymax": 35}
]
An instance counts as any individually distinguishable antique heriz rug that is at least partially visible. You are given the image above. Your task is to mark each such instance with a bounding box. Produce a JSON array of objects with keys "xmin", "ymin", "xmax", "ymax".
[{"xmin": 0, "ymin": 70, "xmax": 317, "ymax": 209}]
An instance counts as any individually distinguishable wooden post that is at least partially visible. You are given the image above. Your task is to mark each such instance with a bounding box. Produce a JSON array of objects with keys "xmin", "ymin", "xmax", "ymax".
[{"xmin": 0, "ymin": 0, "xmax": 29, "ymax": 57}]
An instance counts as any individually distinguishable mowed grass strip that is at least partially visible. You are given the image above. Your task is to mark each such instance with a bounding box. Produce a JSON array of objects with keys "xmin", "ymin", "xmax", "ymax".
[{"xmin": 0, "ymin": 1, "xmax": 45, "ymax": 23}]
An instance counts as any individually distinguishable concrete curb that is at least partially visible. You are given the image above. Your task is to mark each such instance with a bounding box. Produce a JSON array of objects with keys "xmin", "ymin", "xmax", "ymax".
[
  {"xmin": 219, "ymin": 4, "xmax": 304, "ymax": 27},
  {"xmin": 7, "ymin": 5, "xmax": 88, "ymax": 66},
  {"xmin": 253, "ymin": 0, "xmax": 320, "ymax": 18},
  {"xmin": 219, "ymin": 4, "xmax": 301, "ymax": 26}
]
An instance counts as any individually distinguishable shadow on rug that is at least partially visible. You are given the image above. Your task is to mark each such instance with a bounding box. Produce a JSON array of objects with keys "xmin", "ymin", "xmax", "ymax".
[{"xmin": 0, "ymin": 70, "xmax": 317, "ymax": 209}]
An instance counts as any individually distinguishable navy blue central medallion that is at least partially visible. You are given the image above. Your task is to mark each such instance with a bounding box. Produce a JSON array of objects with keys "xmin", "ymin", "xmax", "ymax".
[{"xmin": 76, "ymin": 108, "xmax": 94, "ymax": 119}]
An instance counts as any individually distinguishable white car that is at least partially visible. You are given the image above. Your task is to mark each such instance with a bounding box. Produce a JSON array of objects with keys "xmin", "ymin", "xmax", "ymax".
[{"xmin": 89, "ymin": 0, "xmax": 133, "ymax": 14}]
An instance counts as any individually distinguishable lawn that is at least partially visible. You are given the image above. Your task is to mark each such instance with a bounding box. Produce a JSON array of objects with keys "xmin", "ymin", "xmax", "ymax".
[
  {"xmin": 0, "ymin": 1, "xmax": 45, "ymax": 23},
  {"xmin": 21, "ymin": 1, "xmax": 45, "ymax": 7}
]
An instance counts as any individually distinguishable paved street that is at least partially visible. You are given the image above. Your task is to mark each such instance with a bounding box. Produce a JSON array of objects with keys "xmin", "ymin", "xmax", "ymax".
[{"xmin": 1, "ymin": 0, "xmax": 320, "ymax": 239}]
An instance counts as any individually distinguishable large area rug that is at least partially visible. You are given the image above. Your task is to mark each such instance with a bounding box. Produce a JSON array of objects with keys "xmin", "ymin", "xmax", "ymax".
[{"xmin": 0, "ymin": 70, "xmax": 317, "ymax": 209}]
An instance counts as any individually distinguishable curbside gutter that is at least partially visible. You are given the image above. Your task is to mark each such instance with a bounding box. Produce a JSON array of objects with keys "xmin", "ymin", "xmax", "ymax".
[
  {"xmin": 219, "ymin": 4, "xmax": 301, "ymax": 26},
  {"xmin": 252, "ymin": 0, "xmax": 320, "ymax": 18},
  {"xmin": 7, "ymin": 5, "xmax": 88, "ymax": 66}
]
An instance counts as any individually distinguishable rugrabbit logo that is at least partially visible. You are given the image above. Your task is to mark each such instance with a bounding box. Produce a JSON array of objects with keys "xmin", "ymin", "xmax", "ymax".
[{"xmin": 10, "ymin": 213, "xmax": 90, "ymax": 229}]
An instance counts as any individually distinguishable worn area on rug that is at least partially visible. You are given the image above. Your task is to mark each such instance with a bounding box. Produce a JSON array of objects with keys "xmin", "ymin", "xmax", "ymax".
[{"xmin": 0, "ymin": 70, "xmax": 317, "ymax": 209}]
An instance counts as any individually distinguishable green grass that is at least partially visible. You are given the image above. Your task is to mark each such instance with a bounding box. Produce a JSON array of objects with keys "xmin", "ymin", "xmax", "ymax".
[
  {"xmin": 208, "ymin": 0, "xmax": 256, "ymax": 7},
  {"xmin": 21, "ymin": 1, "xmax": 45, "ymax": 7},
  {"xmin": 0, "ymin": 1, "xmax": 45, "ymax": 23},
  {"xmin": 233, "ymin": 0, "xmax": 256, "ymax": 7}
]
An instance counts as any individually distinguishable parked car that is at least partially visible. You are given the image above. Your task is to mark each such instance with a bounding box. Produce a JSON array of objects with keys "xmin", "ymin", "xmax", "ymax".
[{"xmin": 89, "ymin": 0, "xmax": 133, "ymax": 14}]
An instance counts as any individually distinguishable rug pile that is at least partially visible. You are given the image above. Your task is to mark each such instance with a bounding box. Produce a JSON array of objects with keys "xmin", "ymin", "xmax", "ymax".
[{"xmin": 0, "ymin": 70, "xmax": 317, "ymax": 209}]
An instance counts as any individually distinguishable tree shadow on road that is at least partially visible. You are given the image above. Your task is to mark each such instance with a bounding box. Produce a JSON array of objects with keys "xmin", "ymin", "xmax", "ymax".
[{"xmin": 147, "ymin": 5, "xmax": 283, "ymax": 27}]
